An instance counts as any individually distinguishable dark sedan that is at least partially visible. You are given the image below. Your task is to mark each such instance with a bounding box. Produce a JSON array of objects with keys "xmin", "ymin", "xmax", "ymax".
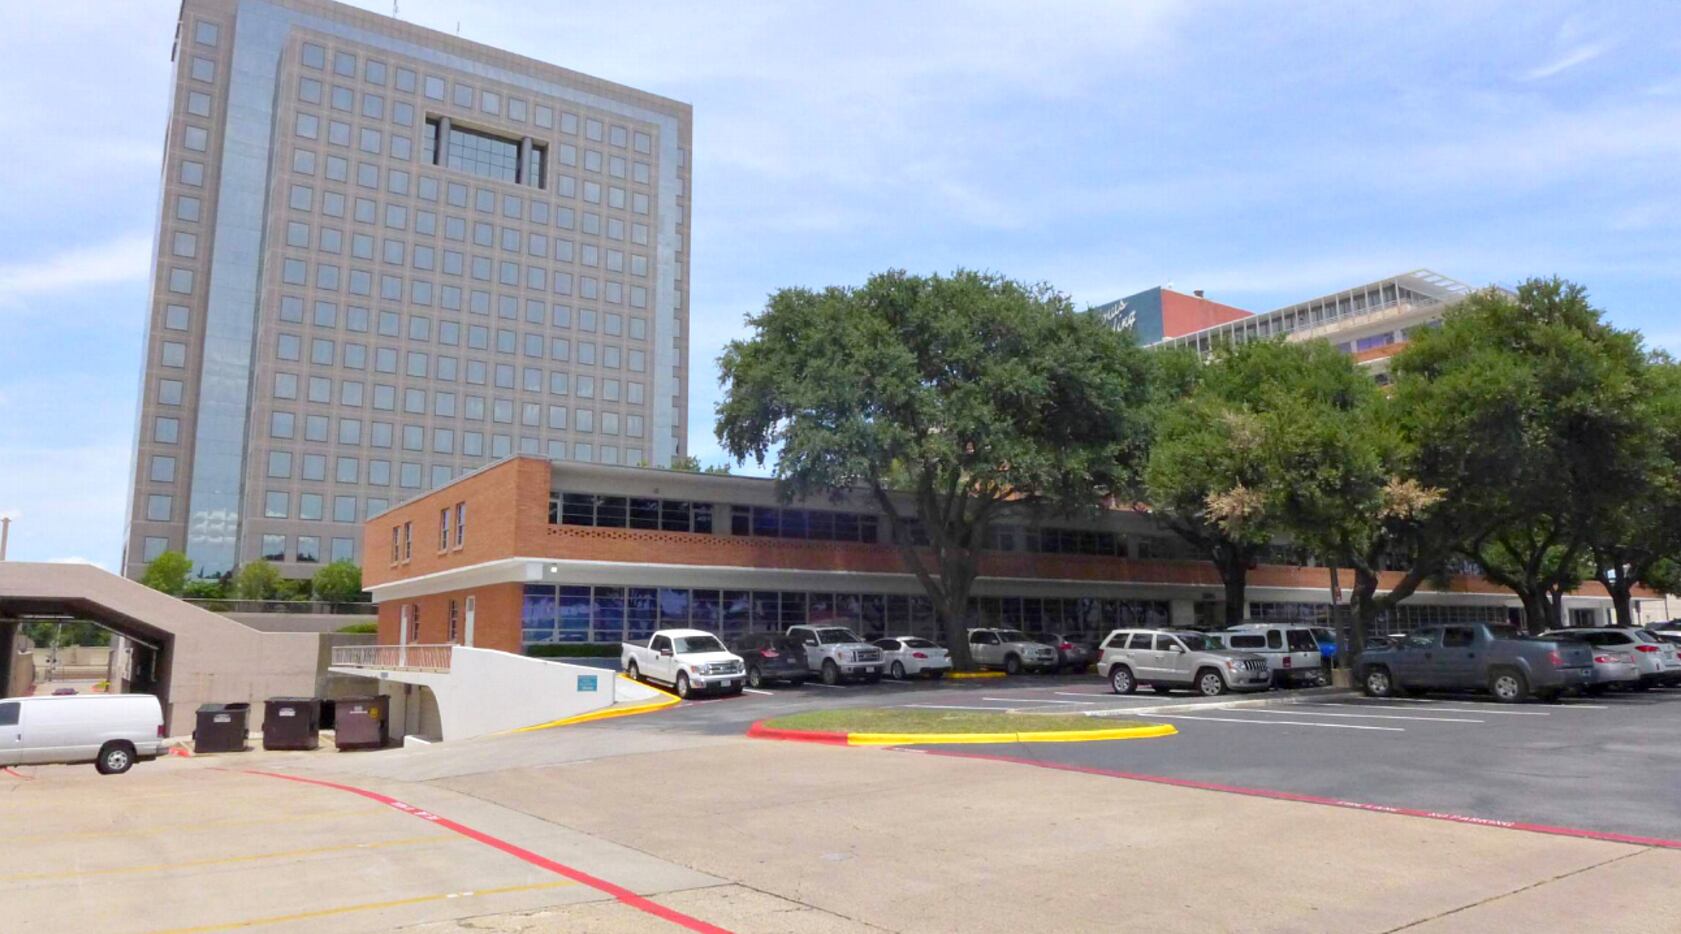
[
  {"xmin": 1037, "ymin": 632, "xmax": 1098, "ymax": 673},
  {"xmin": 728, "ymin": 633, "xmax": 812, "ymax": 688}
]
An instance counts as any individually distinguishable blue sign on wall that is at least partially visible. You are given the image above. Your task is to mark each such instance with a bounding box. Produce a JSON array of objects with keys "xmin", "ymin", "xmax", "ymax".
[{"xmin": 577, "ymin": 674, "xmax": 599, "ymax": 692}]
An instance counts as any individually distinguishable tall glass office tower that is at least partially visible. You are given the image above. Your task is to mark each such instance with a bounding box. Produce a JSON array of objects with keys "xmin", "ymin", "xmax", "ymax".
[{"xmin": 124, "ymin": 0, "xmax": 692, "ymax": 580}]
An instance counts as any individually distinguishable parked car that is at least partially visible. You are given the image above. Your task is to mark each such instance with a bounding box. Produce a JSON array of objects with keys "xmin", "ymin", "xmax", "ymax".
[
  {"xmin": 966, "ymin": 629, "xmax": 1058, "ymax": 675},
  {"xmin": 786, "ymin": 625, "xmax": 884, "ymax": 685},
  {"xmin": 728, "ymin": 633, "xmax": 811, "ymax": 688},
  {"xmin": 1537, "ymin": 631, "xmax": 1641, "ymax": 695},
  {"xmin": 0, "ymin": 694, "xmax": 169, "ymax": 775},
  {"xmin": 1538, "ymin": 628, "xmax": 1681, "ymax": 689},
  {"xmin": 621, "ymin": 629, "xmax": 746, "ymax": 699},
  {"xmin": 1097, "ymin": 629, "xmax": 1271, "ymax": 696},
  {"xmin": 873, "ymin": 637, "xmax": 952, "ymax": 680},
  {"xmin": 1221, "ymin": 623, "xmax": 1325, "ymax": 688},
  {"xmin": 1356, "ymin": 623, "xmax": 1593, "ymax": 702},
  {"xmin": 1035, "ymin": 632, "xmax": 1098, "ymax": 673}
]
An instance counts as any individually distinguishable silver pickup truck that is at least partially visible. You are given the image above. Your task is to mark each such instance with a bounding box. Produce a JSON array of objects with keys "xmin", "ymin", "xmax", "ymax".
[
  {"xmin": 786, "ymin": 625, "xmax": 884, "ymax": 685},
  {"xmin": 1356, "ymin": 623, "xmax": 1593, "ymax": 702}
]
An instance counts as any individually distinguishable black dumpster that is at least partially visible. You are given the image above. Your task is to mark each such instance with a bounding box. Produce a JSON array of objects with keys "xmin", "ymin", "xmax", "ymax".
[
  {"xmin": 193, "ymin": 702, "xmax": 251, "ymax": 753},
  {"xmin": 333, "ymin": 695, "xmax": 388, "ymax": 750},
  {"xmin": 262, "ymin": 697, "xmax": 321, "ymax": 751}
]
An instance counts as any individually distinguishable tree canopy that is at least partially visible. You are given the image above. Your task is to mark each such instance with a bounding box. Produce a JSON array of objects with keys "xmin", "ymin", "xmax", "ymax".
[
  {"xmin": 139, "ymin": 550, "xmax": 192, "ymax": 596},
  {"xmin": 717, "ymin": 269, "xmax": 1154, "ymax": 666},
  {"xmin": 311, "ymin": 560, "xmax": 364, "ymax": 602},
  {"xmin": 232, "ymin": 560, "xmax": 284, "ymax": 600}
]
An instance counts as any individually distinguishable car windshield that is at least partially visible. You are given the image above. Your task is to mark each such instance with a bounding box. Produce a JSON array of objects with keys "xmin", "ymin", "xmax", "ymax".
[
  {"xmin": 677, "ymin": 636, "xmax": 725, "ymax": 653},
  {"xmin": 770, "ymin": 637, "xmax": 804, "ymax": 651},
  {"xmin": 997, "ymin": 630, "xmax": 1031, "ymax": 642},
  {"xmin": 1175, "ymin": 633, "xmax": 1211, "ymax": 652},
  {"xmin": 817, "ymin": 629, "xmax": 862, "ymax": 644},
  {"xmin": 1635, "ymin": 631, "xmax": 1661, "ymax": 643},
  {"xmin": 901, "ymin": 638, "xmax": 937, "ymax": 648}
]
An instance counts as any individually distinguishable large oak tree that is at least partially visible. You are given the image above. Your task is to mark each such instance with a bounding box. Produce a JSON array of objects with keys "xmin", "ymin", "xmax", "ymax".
[{"xmin": 716, "ymin": 270, "xmax": 1153, "ymax": 668}]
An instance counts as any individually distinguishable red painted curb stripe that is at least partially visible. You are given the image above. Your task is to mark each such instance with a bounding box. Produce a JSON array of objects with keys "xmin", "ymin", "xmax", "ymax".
[
  {"xmin": 239, "ymin": 769, "xmax": 732, "ymax": 934},
  {"xmin": 744, "ymin": 721, "xmax": 849, "ymax": 745},
  {"xmin": 1, "ymin": 766, "xmax": 31, "ymax": 780},
  {"xmin": 919, "ymin": 750, "xmax": 1681, "ymax": 850}
]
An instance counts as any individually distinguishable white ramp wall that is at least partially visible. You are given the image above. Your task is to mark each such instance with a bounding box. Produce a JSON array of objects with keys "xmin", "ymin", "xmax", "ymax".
[{"xmin": 362, "ymin": 648, "xmax": 616, "ymax": 740}]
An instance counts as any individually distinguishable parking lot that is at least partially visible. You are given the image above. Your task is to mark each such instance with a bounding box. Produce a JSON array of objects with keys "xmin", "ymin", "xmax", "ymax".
[{"xmin": 606, "ymin": 671, "xmax": 1681, "ymax": 843}]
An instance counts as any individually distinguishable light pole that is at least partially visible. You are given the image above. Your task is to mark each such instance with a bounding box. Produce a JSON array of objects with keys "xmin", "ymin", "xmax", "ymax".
[{"xmin": 0, "ymin": 515, "xmax": 10, "ymax": 560}]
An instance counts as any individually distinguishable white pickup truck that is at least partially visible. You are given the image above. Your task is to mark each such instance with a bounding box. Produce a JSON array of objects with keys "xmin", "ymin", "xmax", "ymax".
[{"xmin": 621, "ymin": 629, "xmax": 746, "ymax": 699}]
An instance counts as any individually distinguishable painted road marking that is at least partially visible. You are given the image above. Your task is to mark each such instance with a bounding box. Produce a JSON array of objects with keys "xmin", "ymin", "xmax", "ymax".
[
  {"xmin": 900, "ymin": 704, "xmax": 1018, "ymax": 711},
  {"xmin": 741, "ymin": 688, "xmax": 775, "ymax": 696},
  {"xmin": 980, "ymin": 697, "xmax": 1091, "ymax": 705},
  {"xmin": 238, "ymin": 769, "xmax": 731, "ymax": 934},
  {"xmin": 150, "ymin": 880, "xmax": 578, "ymax": 933},
  {"xmin": 920, "ymin": 749, "xmax": 1681, "ymax": 850},
  {"xmin": 1246, "ymin": 709, "xmax": 1483, "ymax": 723},
  {"xmin": 1309, "ymin": 703, "xmax": 1550, "ymax": 717},
  {"xmin": 1146, "ymin": 713, "xmax": 1405, "ymax": 732},
  {"xmin": 1054, "ymin": 691, "xmax": 1126, "ymax": 698},
  {"xmin": 1, "ymin": 835, "xmax": 452, "ymax": 882}
]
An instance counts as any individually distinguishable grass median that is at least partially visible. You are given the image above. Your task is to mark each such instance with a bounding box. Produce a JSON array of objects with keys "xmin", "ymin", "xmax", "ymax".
[{"xmin": 762, "ymin": 707, "xmax": 1154, "ymax": 735}]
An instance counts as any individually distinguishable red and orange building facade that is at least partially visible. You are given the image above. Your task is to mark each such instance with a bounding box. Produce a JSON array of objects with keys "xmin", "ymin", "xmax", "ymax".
[{"xmin": 362, "ymin": 456, "xmax": 1619, "ymax": 654}]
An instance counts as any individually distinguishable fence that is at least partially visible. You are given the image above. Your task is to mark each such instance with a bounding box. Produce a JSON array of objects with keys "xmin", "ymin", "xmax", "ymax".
[{"xmin": 331, "ymin": 643, "xmax": 453, "ymax": 672}]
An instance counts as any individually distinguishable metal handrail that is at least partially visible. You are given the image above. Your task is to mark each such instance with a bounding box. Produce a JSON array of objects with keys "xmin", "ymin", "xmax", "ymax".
[{"xmin": 331, "ymin": 644, "xmax": 453, "ymax": 672}]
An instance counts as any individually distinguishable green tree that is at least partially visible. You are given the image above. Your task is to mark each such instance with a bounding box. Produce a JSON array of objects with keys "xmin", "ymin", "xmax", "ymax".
[
  {"xmin": 1144, "ymin": 339, "xmax": 1370, "ymax": 627},
  {"xmin": 182, "ymin": 578, "xmax": 226, "ymax": 600},
  {"xmin": 670, "ymin": 454, "xmax": 733, "ymax": 475},
  {"xmin": 139, "ymin": 550, "xmax": 192, "ymax": 596},
  {"xmin": 1583, "ymin": 355, "xmax": 1681, "ymax": 626},
  {"xmin": 717, "ymin": 269, "xmax": 1154, "ymax": 668},
  {"xmin": 232, "ymin": 560, "xmax": 284, "ymax": 600},
  {"xmin": 312, "ymin": 560, "xmax": 365, "ymax": 603},
  {"xmin": 1393, "ymin": 279, "xmax": 1648, "ymax": 631}
]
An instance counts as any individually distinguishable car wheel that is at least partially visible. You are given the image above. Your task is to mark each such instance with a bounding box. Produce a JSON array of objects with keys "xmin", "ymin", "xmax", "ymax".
[
  {"xmin": 1489, "ymin": 668, "xmax": 1528, "ymax": 703},
  {"xmin": 821, "ymin": 660, "xmax": 840, "ymax": 686},
  {"xmin": 1110, "ymin": 665, "xmax": 1137, "ymax": 695},
  {"xmin": 675, "ymin": 673, "xmax": 692, "ymax": 699},
  {"xmin": 747, "ymin": 666, "xmax": 764, "ymax": 689},
  {"xmin": 891, "ymin": 661, "xmax": 907, "ymax": 680},
  {"xmin": 625, "ymin": 660, "xmax": 641, "ymax": 682},
  {"xmin": 1196, "ymin": 669, "xmax": 1228, "ymax": 697},
  {"xmin": 96, "ymin": 742, "xmax": 135, "ymax": 776},
  {"xmin": 1362, "ymin": 667, "xmax": 1395, "ymax": 699},
  {"xmin": 1151, "ymin": 685, "xmax": 1173, "ymax": 695},
  {"xmin": 1004, "ymin": 654, "xmax": 1022, "ymax": 676}
]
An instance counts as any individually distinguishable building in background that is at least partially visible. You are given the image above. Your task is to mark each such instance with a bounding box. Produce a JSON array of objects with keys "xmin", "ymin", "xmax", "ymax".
[
  {"xmin": 361, "ymin": 457, "xmax": 1621, "ymax": 656},
  {"xmin": 1104, "ymin": 269, "xmax": 1478, "ymax": 384},
  {"xmin": 123, "ymin": 0, "xmax": 692, "ymax": 582}
]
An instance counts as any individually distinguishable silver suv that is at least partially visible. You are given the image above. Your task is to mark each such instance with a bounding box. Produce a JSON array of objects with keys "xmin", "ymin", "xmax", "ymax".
[
  {"xmin": 967, "ymin": 629, "xmax": 1058, "ymax": 675},
  {"xmin": 1098, "ymin": 629, "xmax": 1271, "ymax": 696},
  {"xmin": 787, "ymin": 625, "xmax": 885, "ymax": 685}
]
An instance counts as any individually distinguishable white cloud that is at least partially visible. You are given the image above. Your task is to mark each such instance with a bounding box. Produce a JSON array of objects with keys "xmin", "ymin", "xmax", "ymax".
[
  {"xmin": 0, "ymin": 234, "xmax": 152, "ymax": 308},
  {"xmin": 1520, "ymin": 40, "xmax": 1613, "ymax": 81}
]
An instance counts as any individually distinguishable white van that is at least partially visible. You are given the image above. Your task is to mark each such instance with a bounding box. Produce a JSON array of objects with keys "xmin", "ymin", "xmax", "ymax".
[
  {"xmin": 1221, "ymin": 624, "xmax": 1325, "ymax": 688},
  {"xmin": 0, "ymin": 694, "xmax": 169, "ymax": 775}
]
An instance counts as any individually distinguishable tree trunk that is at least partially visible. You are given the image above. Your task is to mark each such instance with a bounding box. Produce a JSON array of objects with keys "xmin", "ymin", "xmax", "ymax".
[
  {"xmin": 1220, "ymin": 554, "xmax": 1248, "ymax": 628},
  {"xmin": 1611, "ymin": 585, "xmax": 1634, "ymax": 628},
  {"xmin": 1517, "ymin": 591, "xmax": 1547, "ymax": 634},
  {"xmin": 1349, "ymin": 569, "xmax": 1383, "ymax": 663},
  {"xmin": 939, "ymin": 593, "xmax": 975, "ymax": 670}
]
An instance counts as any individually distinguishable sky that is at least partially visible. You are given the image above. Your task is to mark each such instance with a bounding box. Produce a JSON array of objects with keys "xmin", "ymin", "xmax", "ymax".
[{"xmin": 2, "ymin": 0, "xmax": 1679, "ymax": 568}]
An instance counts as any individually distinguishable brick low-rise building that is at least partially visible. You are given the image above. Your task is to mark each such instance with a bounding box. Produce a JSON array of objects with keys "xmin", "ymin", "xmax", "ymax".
[{"xmin": 362, "ymin": 457, "xmax": 1624, "ymax": 653}]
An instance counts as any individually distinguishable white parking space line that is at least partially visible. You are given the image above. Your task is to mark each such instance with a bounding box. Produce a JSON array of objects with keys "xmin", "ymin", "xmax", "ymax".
[
  {"xmin": 1147, "ymin": 713, "xmax": 1404, "ymax": 732},
  {"xmin": 1053, "ymin": 691, "xmax": 1115, "ymax": 697},
  {"xmin": 980, "ymin": 697, "xmax": 1091, "ymax": 705},
  {"xmin": 742, "ymin": 688, "xmax": 775, "ymax": 696},
  {"xmin": 1247, "ymin": 709, "xmax": 1482, "ymax": 723},
  {"xmin": 900, "ymin": 704, "xmax": 1016, "ymax": 711},
  {"xmin": 1308, "ymin": 702, "xmax": 1549, "ymax": 717}
]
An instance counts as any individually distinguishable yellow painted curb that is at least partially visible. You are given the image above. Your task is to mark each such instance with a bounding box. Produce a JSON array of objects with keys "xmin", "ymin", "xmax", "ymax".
[
  {"xmin": 844, "ymin": 723, "xmax": 1176, "ymax": 746},
  {"xmin": 946, "ymin": 671, "xmax": 1007, "ymax": 680},
  {"xmin": 509, "ymin": 675, "xmax": 680, "ymax": 733}
]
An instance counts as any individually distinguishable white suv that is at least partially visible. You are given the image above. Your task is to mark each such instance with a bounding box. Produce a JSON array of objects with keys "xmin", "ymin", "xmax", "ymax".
[
  {"xmin": 1221, "ymin": 623, "xmax": 1325, "ymax": 688},
  {"xmin": 967, "ymin": 629, "xmax": 1058, "ymax": 675}
]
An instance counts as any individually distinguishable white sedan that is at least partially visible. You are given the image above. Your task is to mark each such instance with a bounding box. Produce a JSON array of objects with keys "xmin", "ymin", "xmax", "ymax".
[{"xmin": 873, "ymin": 637, "xmax": 952, "ymax": 679}]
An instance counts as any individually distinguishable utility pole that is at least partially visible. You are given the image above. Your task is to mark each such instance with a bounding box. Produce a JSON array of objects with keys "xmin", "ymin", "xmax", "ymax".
[{"xmin": 1, "ymin": 515, "xmax": 10, "ymax": 560}]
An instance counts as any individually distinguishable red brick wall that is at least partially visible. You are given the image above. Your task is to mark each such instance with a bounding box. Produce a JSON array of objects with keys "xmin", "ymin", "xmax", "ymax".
[
  {"xmin": 376, "ymin": 581, "xmax": 525, "ymax": 651},
  {"xmin": 362, "ymin": 456, "xmax": 550, "ymax": 589}
]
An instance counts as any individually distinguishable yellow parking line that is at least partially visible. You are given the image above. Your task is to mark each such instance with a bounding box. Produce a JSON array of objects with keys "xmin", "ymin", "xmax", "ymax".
[
  {"xmin": 8, "ymin": 806, "xmax": 383, "ymax": 844},
  {"xmin": 149, "ymin": 879, "xmax": 579, "ymax": 933},
  {"xmin": 0, "ymin": 834, "xmax": 453, "ymax": 882}
]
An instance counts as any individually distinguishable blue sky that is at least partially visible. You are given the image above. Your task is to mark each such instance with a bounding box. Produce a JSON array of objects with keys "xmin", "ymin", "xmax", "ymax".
[{"xmin": 2, "ymin": 0, "xmax": 1679, "ymax": 567}]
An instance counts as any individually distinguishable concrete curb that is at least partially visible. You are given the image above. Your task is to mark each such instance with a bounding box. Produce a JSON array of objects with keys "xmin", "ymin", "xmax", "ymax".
[
  {"xmin": 510, "ymin": 676, "xmax": 682, "ymax": 732},
  {"xmin": 746, "ymin": 719, "xmax": 1177, "ymax": 746}
]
